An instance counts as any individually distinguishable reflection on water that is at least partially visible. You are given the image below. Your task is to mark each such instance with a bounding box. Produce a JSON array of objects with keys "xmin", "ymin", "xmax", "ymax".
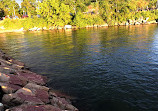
[{"xmin": 0, "ymin": 25, "xmax": 158, "ymax": 111}]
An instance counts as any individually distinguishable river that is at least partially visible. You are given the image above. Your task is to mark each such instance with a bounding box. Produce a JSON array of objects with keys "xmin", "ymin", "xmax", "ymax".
[{"xmin": 0, "ymin": 25, "xmax": 158, "ymax": 111}]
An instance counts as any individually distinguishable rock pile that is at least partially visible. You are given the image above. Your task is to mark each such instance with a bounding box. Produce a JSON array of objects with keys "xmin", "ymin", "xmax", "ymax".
[{"xmin": 0, "ymin": 50, "xmax": 78, "ymax": 111}]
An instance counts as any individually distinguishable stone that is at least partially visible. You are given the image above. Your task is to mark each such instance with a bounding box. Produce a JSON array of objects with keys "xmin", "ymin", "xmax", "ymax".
[
  {"xmin": 15, "ymin": 88, "xmax": 35, "ymax": 96},
  {"xmin": 0, "ymin": 66, "xmax": 16, "ymax": 75},
  {"xmin": 101, "ymin": 23, "xmax": 108, "ymax": 27},
  {"xmin": 125, "ymin": 22, "xmax": 129, "ymax": 26},
  {"xmin": 0, "ymin": 103, "xmax": 4, "ymax": 111},
  {"xmin": 0, "ymin": 83, "xmax": 22, "ymax": 93},
  {"xmin": 24, "ymin": 83, "xmax": 49, "ymax": 92},
  {"xmin": 35, "ymin": 89, "xmax": 49, "ymax": 103},
  {"xmin": 2, "ymin": 94, "xmax": 16, "ymax": 105},
  {"xmin": 0, "ymin": 50, "xmax": 78, "ymax": 111},
  {"xmin": 9, "ymin": 75, "xmax": 27, "ymax": 86},
  {"xmin": 0, "ymin": 73, "xmax": 10, "ymax": 82},
  {"xmin": 66, "ymin": 104, "xmax": 78, "ymax": 111},
  {"xmin": 43, "ymin": 105, "xmax": 62, "ymax": 111},
  {"xmin": 51, "ymin": 97, "xmax": 78, "ymax": 110},
  {"xmin": 8, "ymin": 59, "xmax": 25, "ymax": 66},
  {"xmin": 16, "ymin": 92, "xmax": 44, "ymax": 105},
  {"xmin": 64, "ymin": 25, "xmax": 72, "ymax": 29},
  {"xmin": 134, "ymin": 22, "xmax": 140, "ymax": 25},
  {"xmin": 16, "ymin": 71, "xmax": 47, "ymax": 85},
  {"xmin": 0, "ymin": 59, "xmax": 12, "ymax": 66},
  {"xmin": 148, "ymin": 20, "xmax": 157, "ymax": 24},
  {"xmin": 8, "ymin": 104, "xmax": 62, "ymax": 111}
]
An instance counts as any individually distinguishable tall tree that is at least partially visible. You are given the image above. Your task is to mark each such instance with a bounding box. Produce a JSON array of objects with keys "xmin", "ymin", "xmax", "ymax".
[
  {"xmin": 21, "ymin": 0, "xmax": 37, "ymax": 17},
  {"xmin": 37, "ymin": 0, "xmax": 71, "ymax": 26}
]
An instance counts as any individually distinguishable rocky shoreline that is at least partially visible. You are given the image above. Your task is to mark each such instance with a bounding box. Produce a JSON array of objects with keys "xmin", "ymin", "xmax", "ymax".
[{"xmin": 0, "ymin": 50, "xmax": 78, "ymax": 111}]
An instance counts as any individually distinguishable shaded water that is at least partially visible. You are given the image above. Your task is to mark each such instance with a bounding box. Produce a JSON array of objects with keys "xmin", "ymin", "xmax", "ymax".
[{"xmin": 0, "ymin": 25, "xmax": 158, "ymax": 111}]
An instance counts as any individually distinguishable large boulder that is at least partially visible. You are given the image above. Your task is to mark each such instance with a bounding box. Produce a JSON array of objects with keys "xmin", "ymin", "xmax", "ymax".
[
  {"xmin": 16, "ymin": 87, "xmax": 49, "ymax": 104},
  {"xmin": 3, "ymin": 92, "xmax": 44, "ymax": 106},
  {"xmin": 0, "ymin": 73, "xmax": 27, "ymax": 86},
  {"xmin": 0, "ymin": 73, "xmax": 10, "ymax": 83},
  {"xmin": 16, "ymin": 70, "xmax": 47, "ymax": 85},
  {"xmin": 9, "ymin": 75, "xmax": 27, "ymax": 86},
  {"xmin": 24, "ymin": 83, "xmax": 49, "ymax": 92},
  {"xmin": 0, "ymin": 83, "xmax": 22, "ymax": 94},
  {"xmin": 51, "ymin": 97, "xmax": 78, "ymax": 111}
]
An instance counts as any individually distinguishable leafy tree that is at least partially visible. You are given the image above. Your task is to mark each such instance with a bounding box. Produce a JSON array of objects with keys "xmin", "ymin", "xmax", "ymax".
[
  {"xmin": 21, "ymin": 0, "xmax": 37, "ymax": 17},
  {"xmin": 37, "ymin": 0, "xmax": 71, "ymax": 26},
  {"xmin": 0, "ymin": 0, "xmax": 19, "ymax": 17}
]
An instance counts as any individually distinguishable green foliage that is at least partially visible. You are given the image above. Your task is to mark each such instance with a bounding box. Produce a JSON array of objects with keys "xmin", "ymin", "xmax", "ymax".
[
  {"xmin": 3, "ymin": 18, "xmax": 23, "ymax": 29},
  {"xmin": 1, "ymin": 0, "xmax": 158, "ymax": 30},
  {"xmin": 0, "ymin": 0, "xmax": 19, "ymax": 17},
  {"xmin": 1, "ymin": 18, "xmax": 48, "ymax": 30},
  {"xmin": 37, "ymin": 0, "xmax": 71, "ymax": 26},
  {"xmin": 73, "ymin": 12, "xmax": 104, "ymax": 27},
  {"xmin": 21, "ymin": 0, "xmax": 37, "ymax": 17}
]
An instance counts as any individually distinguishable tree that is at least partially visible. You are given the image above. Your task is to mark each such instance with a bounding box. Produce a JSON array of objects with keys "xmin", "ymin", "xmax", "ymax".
[
  {"xmin": 37, "ymin": 0, "xmax": 71, "ymax": 26},
  {"xmin": 21, "ymin": 0, "xmax": 37, "ymax": 17},
  {"xmin": 0, "ymin": 0, "xmax": 19, "ymax": 17}
]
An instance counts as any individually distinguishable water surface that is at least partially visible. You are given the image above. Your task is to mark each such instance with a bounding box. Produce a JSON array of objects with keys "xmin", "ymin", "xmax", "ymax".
[{"xmin": 0, "ymin": 25, "xmax": 158, "ymax": 111}]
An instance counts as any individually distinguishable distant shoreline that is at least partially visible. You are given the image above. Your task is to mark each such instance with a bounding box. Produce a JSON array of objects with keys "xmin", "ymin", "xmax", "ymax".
[{"xmin": 0, "ymin": 22, "xmax": 157, "ymax": 33}]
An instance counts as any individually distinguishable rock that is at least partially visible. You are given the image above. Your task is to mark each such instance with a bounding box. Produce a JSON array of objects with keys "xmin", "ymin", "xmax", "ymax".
[
  {"xmin": 0, "ymin": 103, "xmax": 4, "ymax": 111},
  {"xmin": 148, "ymin": 20, "xmax": 157, "ymax": 24},
  {"xmin": 0, "ymin": 59, "xmax": 12, "ymax": 66},
  {"xmin": 142, "ymin": 20, "xmax": 147, "ymax": 23},
  {"xmin": 0, "ymin": 66, "xmax": 16, "ymax": 74},
  {"xmin": 64, "ymin": 25, "xmax": 72, "ymax": 29},
  {"xmin": 8, "ymin": 59, "xmax": 24, "ymax": 66},
  {"xmin": 0, "ymin": 50, "xmax": 78, "ymax": 111},
  {"xmin": 9, "ymin": 75, "xmax": 27, "ymax": 86},
  {"xmin": 2, "ymin": 94, "xmax": 17, "ymax": 106},
  {"xmin": 125, "ymin": 22, "xmax": 129, "ymax": 26},
  {"xmin": 101, "ymin": 23, "xmax": 108, "ymax": 27},
  {"xmin": 134, "ymin": 22, "xmax": 140, "ymax": 25},
  {"xmin": 0, "ymin": 83, "xmax": 22, "ymax": 93},
  {"xmin": 24, "ymin": 83, "xmax": 49, "ymax": 92},
  {"xmin": 4, "ymin": 92, "xmax": 44, "ymax": 106},
  {"xmin": 15, "ymin": 88, "xmax": 35, "ymax": 96},
  {"xmin": 43, "ymin": 105, "xmax": 62, "ymax": 111},
  {"xmin": 66, "ymin": 104, "xmax": 78, "ymax": 111},
  {"xmin": 0, "ymin": 73, "xmax": 10, "ymax": 82},
  {"xmin": 0, "ymin": 73, "xmax": 27, "ymax": 86},
  {"xmin": 51, "ymin": 97, "xmax": 78, "ymax": 110},
  {"xmin": 8, "ymin": 104, "xmax": 62, "ymax": 111},
  {"xmin": 15, "ymin": 87, "xmax": 49, "ymax": 104},
  {"xmin": 16, "ymin": 71, "xmax": 47, "ymax": 85},
  {"xmin": 16, "ymin": 92, "xmax": 44, "ymax": 105},
  {"xmin": 35, "ymin": 89, "xmax": 49, "ymax": 103}
]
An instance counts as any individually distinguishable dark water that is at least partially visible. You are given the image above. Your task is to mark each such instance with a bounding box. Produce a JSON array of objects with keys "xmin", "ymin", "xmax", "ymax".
[{"xmin": 0, "ymin": 25, "xmax": 158, "ymax": 111}]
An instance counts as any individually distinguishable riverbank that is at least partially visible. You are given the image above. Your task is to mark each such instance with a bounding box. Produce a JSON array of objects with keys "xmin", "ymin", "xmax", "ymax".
[
  {"xmin": 0, "ymin": 50, "xmax": 78, "ymax": 111},
  {"xmin": 0, "ymin": 19, "xmax": 157, "ymax": 33}
]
